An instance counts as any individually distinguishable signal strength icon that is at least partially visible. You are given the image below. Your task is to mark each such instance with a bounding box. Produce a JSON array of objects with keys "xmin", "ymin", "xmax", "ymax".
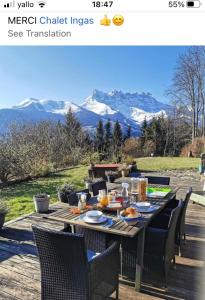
[
  {"xmin": 4, "ymin": 1, "xmax": 15, "ymax": 8},
  {"xmin": 38, "ymin": 1, "xmax": 46, "ymax": 8}
]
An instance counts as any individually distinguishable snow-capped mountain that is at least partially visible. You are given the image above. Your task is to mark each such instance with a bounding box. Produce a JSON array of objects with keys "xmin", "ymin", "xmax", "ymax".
[
  {"xmin": 0, "ymin": 90, "xmax": 171, "ymax": 135},
  {"xmin": 82, "ymin": 90, "xmax": 170, "ymax": 124}
]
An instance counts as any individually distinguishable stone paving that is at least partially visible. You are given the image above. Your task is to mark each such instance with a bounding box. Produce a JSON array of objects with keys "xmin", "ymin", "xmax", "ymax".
[{"xmin": 141, "ymin": 170, "xmax": 202, "ymax": 198}]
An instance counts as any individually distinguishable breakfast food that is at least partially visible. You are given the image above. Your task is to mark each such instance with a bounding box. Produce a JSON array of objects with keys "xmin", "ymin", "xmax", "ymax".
[
  {"xmin": 71, "ymin": 207, "xmax": 81, "ymax": 214},
  {"xmin": 121, "ymin": 207, "xmax": 138, "ymax": 218}
]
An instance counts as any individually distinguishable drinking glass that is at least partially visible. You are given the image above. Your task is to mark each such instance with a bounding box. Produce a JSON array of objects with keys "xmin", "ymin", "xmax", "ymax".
[
  {"xmin": 138, "ymin": 178, "xmax": 148, "ymax": 201},
  {"xmin": 99, "ymin": 189, "xmax": 109, "ymax": 206},
  {"xmin": 131, "ymin": 177, "xmax": 139, "ymax": 194}
]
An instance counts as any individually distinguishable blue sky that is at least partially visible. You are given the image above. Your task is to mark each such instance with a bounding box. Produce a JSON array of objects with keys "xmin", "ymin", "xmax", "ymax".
[{"xmin": 0, "ymin": 46, "xmax": 189, "ymax": 108}]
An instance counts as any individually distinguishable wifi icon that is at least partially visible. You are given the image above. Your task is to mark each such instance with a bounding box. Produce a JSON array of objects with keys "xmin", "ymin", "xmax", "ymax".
[{"xmin": 38, "ymin": 1, "xmax": 46, "ymax": 8}]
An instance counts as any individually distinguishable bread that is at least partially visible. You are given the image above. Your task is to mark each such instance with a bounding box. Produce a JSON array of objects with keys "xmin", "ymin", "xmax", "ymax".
[
  {"xmin": 126, "ymin": 207, "xmax": 136, "ymax": 215},
  {"xmin": 127, "ymin": 212, "xmax": 138, "ymax": 218},
  {"xmin": 121, "ymin": 207, "xmax": 138, "ymax": 218}
]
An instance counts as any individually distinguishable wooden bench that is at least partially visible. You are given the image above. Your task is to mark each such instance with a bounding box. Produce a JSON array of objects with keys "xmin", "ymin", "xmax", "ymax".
[{"xmin": 191, "ymin": 191, "xmax": 205, "ymax": 206}]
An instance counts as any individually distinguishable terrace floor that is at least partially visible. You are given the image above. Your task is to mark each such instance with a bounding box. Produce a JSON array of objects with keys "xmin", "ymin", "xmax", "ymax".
[{"xmin": 0, "ymin": 175, "xmax": 205, "ymax": 300}]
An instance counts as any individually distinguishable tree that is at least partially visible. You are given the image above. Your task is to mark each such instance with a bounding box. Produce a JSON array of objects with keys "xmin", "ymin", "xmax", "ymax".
[
  {"xmin": 96, "ymin": 120, "xmax": 104, "ymax": 157},
  {"xmin": 140, "ymin": 118, "xmax": 148, "ymax": 146},
  {"xmin": 167, "ymin": 46, "xmax": 205, "ymax": 142},
  {"xmin": 125, "ymin": 126, "xmax": 131, "ymax": 140},
  {"xmin": 104, "ymin": 119, "xmax": 112, "ymax": 158},
  {"xmin": 113, "ymin": 121, "xmax": 122, "ymax": 161},
  {"xmin": 64, "ymin": 107, "xmax": 81, "ymax": 136},
  {"xmin": 64, "ymin": 108, "xmax": 88, "ymax": 164}
]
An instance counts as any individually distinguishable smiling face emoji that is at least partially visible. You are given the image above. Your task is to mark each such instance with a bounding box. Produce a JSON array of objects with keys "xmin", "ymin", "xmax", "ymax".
[{"xmin": 113, "ymin": 15, "xmax": 124, "ymax": 26}]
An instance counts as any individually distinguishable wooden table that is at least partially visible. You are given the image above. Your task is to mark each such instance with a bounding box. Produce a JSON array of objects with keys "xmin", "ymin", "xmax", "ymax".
[{"xmin": 45, "ymin": 187, "xmax": 179, "ymax": 291}]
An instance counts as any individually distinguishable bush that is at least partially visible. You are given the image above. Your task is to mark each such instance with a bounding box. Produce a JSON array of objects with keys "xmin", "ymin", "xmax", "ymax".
[
  {"xmin": 143, "ymin": 140, "xmax": 156, "ymax": 156},
  {"xmin": 122, "ymin": 138, "xmax": 143, "ymax": 157},
  {"xmin": 81, "ymin": 152, "xmax": 101, "ymax": 165},
  {"xmin": 121, "ymin": 154, "xmax": 134, "ymax": 165},
  {"xmin": 180, "ymin": 138, "xmax": 205, "ymax": 157}
]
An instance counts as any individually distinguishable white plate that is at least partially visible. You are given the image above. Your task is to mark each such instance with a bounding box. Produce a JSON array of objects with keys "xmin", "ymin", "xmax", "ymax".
[
  {"xmin": 82, "ymin": 215, "xmax": 107, "ymax": 224},
  {"xmin": 136, "ymin": 205, "xmax": 160, "ymax": 213}
]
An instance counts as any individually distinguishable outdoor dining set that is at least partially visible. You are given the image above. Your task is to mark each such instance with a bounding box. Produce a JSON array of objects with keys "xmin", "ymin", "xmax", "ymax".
[{"xmin": 32, "ymin": 174, "xmax": 192, "ymax": 300}]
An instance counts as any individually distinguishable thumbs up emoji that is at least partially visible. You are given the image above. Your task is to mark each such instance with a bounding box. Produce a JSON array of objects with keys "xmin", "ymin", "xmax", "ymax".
[{"xmin": 100, "ymin": 15, "xmax": 111, "ymax": 26}]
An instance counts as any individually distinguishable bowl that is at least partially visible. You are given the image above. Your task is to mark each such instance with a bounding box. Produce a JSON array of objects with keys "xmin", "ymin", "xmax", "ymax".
[
  {"xmin": 120, "ymin": 211, "xmax": 139, "ymax": 224},
  {"xmin": 120, "ymin": 210, "xmax": 139, "ymax": 224},
  {"xmin": 86, "ymin": 210, "xmax": 103, "ymax": 220},
  {"xmin": 136, "ymin": 202, "xmax": 151, "ymax": 210}
]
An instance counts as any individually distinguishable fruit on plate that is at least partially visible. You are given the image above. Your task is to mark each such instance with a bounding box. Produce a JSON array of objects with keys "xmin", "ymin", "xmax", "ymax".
[{"xmin": 121, "ymin": 207, "xmax": 138, "ymax": 218}]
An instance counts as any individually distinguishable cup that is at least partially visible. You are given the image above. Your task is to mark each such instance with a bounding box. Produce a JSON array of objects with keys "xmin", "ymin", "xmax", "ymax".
[{"xmin": 99, "ymin": 189, "xmax": 109, "ymax": 206}]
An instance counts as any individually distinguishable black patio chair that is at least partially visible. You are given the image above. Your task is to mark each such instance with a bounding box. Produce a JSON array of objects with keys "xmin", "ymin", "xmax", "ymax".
[
  {"xmin": 32, "ymin": 225, "xmax": 120, "ymax": 300},
  {"xmin": 159, "ymin": 187, "xmax": 192, "ymax": 255},
  {"xmin": 145, "ymin": 176, "xmax": 170, "ymax": 185},
  {"xmin": 143, "ymin": 200, "xmax": 182, "ymax": 287},
  {"xmin": 129, "ymin": 172, "xmax": 141, "ymax": 178},
  {"xmin": 60, "ymin": 189, "xmax": 91, "ymax": 205},
  {"xmin": 91, "ymin": 180, "xmax": 107, "ymax": 196}
]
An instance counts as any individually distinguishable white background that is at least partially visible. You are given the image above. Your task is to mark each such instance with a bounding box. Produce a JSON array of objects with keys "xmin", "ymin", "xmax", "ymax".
[{"xmin": 0, "ymin": 0, "xmax": 204, "ymax": 45}]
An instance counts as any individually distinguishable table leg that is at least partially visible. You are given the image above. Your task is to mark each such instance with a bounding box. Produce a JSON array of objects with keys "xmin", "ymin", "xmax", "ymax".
[
  {"xmin": 119, "ymin": 241, "xmax": 123, "ymax": 280},
  {"xmin": 135, "ymin": 227, "xmax": 145, "ymax": 291}
]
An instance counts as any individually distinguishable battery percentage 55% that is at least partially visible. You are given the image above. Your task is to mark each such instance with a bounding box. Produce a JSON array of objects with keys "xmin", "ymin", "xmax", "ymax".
[{"xmin": 168, "ymin": 1, "xmax": 185, "ymax": 7}]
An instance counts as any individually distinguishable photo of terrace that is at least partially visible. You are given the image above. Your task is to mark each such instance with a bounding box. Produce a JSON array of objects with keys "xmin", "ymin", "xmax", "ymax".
[{"xmin": 0, "ymin": 46, "xmax": 205, "ymax": 300}]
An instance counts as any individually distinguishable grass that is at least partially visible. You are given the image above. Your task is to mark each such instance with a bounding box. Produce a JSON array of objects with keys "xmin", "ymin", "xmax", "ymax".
[
  {"xmin": 0, "ymin": 157, "xmax": 201, "ymax": 222},
  {"xmin": 137, "ymin": 157, "xmax": 200, "ymax": 171},
  {"xmin": 0, "ymin": 166, "xmax": 88, "ymax": 222}
]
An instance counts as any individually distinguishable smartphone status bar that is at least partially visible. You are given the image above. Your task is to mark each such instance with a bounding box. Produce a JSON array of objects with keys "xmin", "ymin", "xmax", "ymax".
[{"xmin": 0, "ymin": 0, "xmax": 204, "ymax": 13}]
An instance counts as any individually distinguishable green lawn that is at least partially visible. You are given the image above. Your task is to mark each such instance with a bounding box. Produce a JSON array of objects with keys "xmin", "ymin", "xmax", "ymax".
[
  {"xmin": 0, "ymin": 166, "xmax": 88, "ymax": 222},
  {"xmin": 137, "ymin": 157, "xmax": 200, "ymax": 171}
]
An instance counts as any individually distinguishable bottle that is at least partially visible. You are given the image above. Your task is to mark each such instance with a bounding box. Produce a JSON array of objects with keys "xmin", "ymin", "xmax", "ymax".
[
  {"xmin": 78, "ymin": 193, "xmax": 86, "ymax": 211},
  {"xmin": 122, "ymin": 182, "xmax": 129, "ymax": 199}
]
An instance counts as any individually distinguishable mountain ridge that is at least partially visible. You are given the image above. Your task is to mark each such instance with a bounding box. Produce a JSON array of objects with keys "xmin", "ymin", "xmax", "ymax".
[{"xmin": 0, "ymin": 90, "xmax": 171, "ymax": 135}]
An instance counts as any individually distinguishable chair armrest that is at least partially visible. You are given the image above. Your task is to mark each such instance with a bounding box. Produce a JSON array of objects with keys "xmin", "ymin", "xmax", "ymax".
[
  {"xmin": 145, "ymin": 227, "xmax": 168, "ymax": 256},
  {"xmin": 89, "ymin": 241, "xmax": 120, "ymax": 291}
]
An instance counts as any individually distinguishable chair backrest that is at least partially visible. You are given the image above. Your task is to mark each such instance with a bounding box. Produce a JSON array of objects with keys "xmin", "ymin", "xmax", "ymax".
[
  {"xmin": 145, "ymin": 176, "xmax": 170, "ymax": 185},
  {"xmin": 32, "ymin": 225, "xmax": 89, "ymax": 300},
  {"xmin": 62, "ymin": 189, "xmax": 90, "ymax": 206},
  {"xmin": 178, "ymin": 187, "xmax": 192, "ymax": 238},
  {"xmin": 91, "ymin": 180, "xmax": 107, "ymax": 196},
  {"xmin": 165, "ymin": 201, "xmax": 183, "ymax": 262},
  {"xmin": 129, "ymin": 172, "xmax": 141, "ymax": 178}
]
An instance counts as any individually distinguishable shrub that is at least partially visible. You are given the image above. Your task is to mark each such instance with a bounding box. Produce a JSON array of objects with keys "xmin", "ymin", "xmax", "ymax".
[
  {"xmin": 181, "ymin": 138, "xmax": 205, "ymax": 157},
  {"xmin": 0, "ymin": 200, "xmax": 8, "ymax": 214},
  {"xmin": 122, "ymin": 138, "xmax": 143, "ymax": 157}
]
